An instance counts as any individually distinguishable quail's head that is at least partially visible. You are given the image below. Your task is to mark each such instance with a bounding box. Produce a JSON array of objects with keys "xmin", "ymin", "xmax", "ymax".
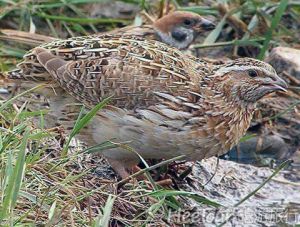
[{"xmin": 210, "ymin": 58, "xmax": 288, "ymax": 104}]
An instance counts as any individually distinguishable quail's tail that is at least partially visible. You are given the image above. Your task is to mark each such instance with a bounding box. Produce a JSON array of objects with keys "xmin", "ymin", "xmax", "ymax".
[
  {"xmin": 4, "ymin": 47, "xmax": 66, "ymax": 84},
  {"xmin": 5, "ymin": 69, "xmax": 25, "ymax": 80},
  {"xmin": 4, "ymin": 67, "xmax": 52, "ymax": 85}
]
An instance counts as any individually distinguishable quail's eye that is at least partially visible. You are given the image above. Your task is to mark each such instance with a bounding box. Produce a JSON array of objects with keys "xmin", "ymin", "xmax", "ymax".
[
  {"xmin": 183, "ymin": 19, "xmax": 194, "ymax": 26},
  {"xmin": 248, "ymin": 70, "xmax": 258, "ymax": 78}
]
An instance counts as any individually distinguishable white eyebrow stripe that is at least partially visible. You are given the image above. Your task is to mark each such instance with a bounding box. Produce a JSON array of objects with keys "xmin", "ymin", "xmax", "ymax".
[
  {"xmin": 212, "ymin": 65, "xmax": 274, "ymax": 78},
  {"xmin": 210, "ymin": 59, "xmax": 276, "ymax": 78},
  {"xmin": 216, "ymin": 65, "xmax": 262, "ymax": 75}
]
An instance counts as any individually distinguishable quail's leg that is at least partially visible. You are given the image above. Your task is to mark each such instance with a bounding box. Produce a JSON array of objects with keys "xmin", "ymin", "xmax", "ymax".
[
  {"xmin": 107, "ymin": 158, "xmax": 173, "ymax": 187},
  {"xmin": 106, "ymin": 158, "xmax": 132, "ymax": 179}
]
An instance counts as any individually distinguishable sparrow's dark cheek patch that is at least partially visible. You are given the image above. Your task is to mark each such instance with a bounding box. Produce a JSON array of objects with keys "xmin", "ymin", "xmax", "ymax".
[{"xmin": 171, "ymin": 30, "xmax": 187, "ymax": 42}]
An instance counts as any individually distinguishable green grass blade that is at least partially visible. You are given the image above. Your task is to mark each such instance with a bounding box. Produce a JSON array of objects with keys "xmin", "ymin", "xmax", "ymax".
[
  {"xmin": 194, "ymin": 38, "xmax": 264, "ymax": 49},
  {"xmin": 178, "ymin": 6, "xmax": 218, "ymax": 16},
  {"xmin": 257, "ymin": 0, "xmax": 289, "ymax": 59},
  {"xmin": 35, "ymin": 13, "xmax": 130, "ymax": 25},
  {"xmin": 48, "ymin": 200, "xmax": 57, "ymax": 221},
  {"xmin": 203, "ymin": 16, "xmax": 226, "ymax": 45},
  {"xmin": 93, "ymin": 195, "xmax": 116, "ymax": 227},
  {"xmin": 0, "ymin": 127, "xmax": 30, "ymax": 221},
  {"xmin": 0, "ymin": 46, "xmax": 26, "ymax": 58},
  {"xmin": 17, "ymin": 109, "xmax": 49, "ymax": 120},
  {"xmin": 269, "ymin": 100, "xmax": 300, "ymax": 120},
  {"xmin": 10, "ymin": 127, "xmax": 29, "ymax": 210},
  {"xmin": 62, "ymin": 97, "xmax": 111, "ymax": 155},
  {"xmin": 33, "ymin": 0, "xmax": 118, "ymax": 9},
  {"xmin": 84, "ymin": 141, "xmax": 118, "ymax": 154},
  {"xmin": 149, "ymin": 190, "xmax": 221, "ymax": 208},
  {"xmin": 0, "ymin": 84, "xmax": 47, "ymax": 112},
  {"xmin": 70, "ymin": 97, "xmax": 111, "ymax": 137},
  {"xmin": 217, "ymin": 159, "xmax": 292, "ymax": 227},
  {"xmin": 1, "ymin": 150, "xmax": 13, "ymax": 199},
  {"xmin": 239, "ymin": 133, "xmax": 256, "ymax": 143},
  {"xmin": 236, "ymin": 160, "xmax": 291, "ymax": 207}
]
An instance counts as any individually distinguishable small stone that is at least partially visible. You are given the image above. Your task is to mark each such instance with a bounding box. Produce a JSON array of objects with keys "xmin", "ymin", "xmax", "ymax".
[
  {"xmin": 266, "ymin": 47, "xmax": 300, "ymax": 80},
  {"xmin": 86, "ymin": 1, "xmax": 140, "ymax": 19},
  {"xmin": 226, "ymin": 134, "xmax": 290, "ymax": 165}
]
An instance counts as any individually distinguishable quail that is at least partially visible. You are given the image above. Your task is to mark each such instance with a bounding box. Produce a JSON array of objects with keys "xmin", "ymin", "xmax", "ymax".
[{"xmin": 3, "ymin": 35, "xmax": 288, "ymax": 178}]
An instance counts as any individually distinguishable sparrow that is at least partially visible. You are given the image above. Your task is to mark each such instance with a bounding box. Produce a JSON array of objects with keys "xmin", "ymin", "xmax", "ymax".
[
  {"xmin": 116, "ymin": 10, "xmax": 216, "ymax": 50},
  {"xmin": 3, "ymin": 35, "xmax": 288, "ymax": 179}
]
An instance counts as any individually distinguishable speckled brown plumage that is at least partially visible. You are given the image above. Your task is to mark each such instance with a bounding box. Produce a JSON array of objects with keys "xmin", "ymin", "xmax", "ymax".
[{"xmin": 4, "ymin": 35, "xmax": 287, "ymax": 178}]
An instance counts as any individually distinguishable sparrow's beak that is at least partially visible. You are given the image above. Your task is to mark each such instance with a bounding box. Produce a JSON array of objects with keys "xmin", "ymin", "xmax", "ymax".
[{"xmin": 195, "ymin": 18, "xmax": 216, "ymax": 32}]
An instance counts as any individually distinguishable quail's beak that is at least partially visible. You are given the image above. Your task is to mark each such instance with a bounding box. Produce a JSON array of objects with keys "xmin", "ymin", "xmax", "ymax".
[
  {"xmin": 262, "ymin": 74, "xmax": 288, "ymax": 93},
  {"xmin": 195, "ymin": 18, "xmax": 216, "ymax": 32}
]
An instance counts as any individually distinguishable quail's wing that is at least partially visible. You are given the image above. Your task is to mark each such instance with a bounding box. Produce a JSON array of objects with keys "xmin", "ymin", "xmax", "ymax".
[{"xmin": 33, "ymin": 40, "xmax": 202, "ymax": 109}]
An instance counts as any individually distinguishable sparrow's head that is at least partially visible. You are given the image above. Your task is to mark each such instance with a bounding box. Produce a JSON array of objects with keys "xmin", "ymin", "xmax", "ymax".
[
  {"xmin": 153, "ymin": 11, "xmax": 215, "ymax": 49},
  {"xmin": 211, "ymin": 58, "xmax": 288, "ymax": 104}
]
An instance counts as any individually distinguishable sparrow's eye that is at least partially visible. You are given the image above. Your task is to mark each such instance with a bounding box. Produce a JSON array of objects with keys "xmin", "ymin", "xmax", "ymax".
[
  {"xmin": 183, "ymin": 19, "xmax": 194, "ymax": 27},
  {"xmin": 248, "ymin": 70, "xmax": 258, "ymax": 78}
]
